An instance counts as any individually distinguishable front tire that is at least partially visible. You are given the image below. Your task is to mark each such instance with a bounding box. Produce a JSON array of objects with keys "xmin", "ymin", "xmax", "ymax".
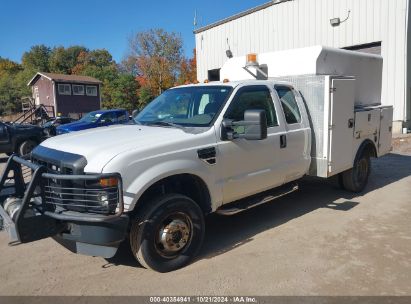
[
  {"xmin": 18, "ymin": 140, "xmax": 37, "ymax": 156},
  {"xmin": 340, "ymin": 152, "xmax": 371, "ymax": 193},
  {"xmin": 130, "ymin": 194, "xmax": 205, "ymax": 272}
]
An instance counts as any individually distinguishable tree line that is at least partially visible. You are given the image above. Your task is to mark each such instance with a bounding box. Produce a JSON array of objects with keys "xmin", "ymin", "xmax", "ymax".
[{"xmin": 0, "ymin": 28, "xmax": 196, "ymax": 116}]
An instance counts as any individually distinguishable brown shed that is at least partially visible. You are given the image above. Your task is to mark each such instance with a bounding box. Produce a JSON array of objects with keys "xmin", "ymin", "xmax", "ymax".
[{"xmin": 27, "ymin": 72, "xmax": 102, "ymax": 118}]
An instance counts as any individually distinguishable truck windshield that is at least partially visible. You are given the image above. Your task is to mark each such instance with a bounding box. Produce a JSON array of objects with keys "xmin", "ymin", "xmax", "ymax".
[{"xmin": 135, "ymin": 86, "xmax": 233, "ymax": 127}]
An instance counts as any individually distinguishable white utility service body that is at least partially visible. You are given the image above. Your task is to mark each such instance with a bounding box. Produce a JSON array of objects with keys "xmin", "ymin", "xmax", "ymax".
[{"xmin": 0, "ymin": 46, "xmax": 393, "ymax": 272}]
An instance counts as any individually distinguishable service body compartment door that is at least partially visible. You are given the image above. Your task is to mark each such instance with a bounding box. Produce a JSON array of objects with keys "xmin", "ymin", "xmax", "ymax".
[
  {"xmin": 378, "ymin": 107, "xmax": 393, "ymax": 156},
  {"xmin": 328, "ymin": 78, "xmax": 355, "ymax": 176}
]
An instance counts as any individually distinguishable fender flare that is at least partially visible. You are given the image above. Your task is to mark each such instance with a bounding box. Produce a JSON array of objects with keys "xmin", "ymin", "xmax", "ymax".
[{"xmin": 354, "ymin": 139, "xmax": 377, "ymax": 164}]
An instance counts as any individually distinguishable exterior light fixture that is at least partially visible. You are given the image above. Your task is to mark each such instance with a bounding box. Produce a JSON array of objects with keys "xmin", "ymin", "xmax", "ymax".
[
  {"xmin": 330, "ymin": 10, "xmax": 351, "ymax": 27},
  {"xmin": 226, "ymin": 38, "xmax": 233, "ymax": 58}
]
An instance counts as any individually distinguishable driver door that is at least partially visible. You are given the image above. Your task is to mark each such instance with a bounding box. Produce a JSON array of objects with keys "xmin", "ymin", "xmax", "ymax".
[
  {"xmin": 0, "ymin": 123, "xmax": 10, "ymax": 145},
  {"xmin": 217, "ymin": 85, "xmax": 287, "ymax": 204}
]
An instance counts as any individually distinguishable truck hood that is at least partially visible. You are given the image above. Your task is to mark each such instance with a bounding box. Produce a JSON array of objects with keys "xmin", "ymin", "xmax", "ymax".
[{"xmin": 40, "ymin": 124, "xmax": 206, "ymax": 172}]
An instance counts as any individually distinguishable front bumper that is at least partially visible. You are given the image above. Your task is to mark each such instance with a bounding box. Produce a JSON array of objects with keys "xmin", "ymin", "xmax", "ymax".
[{"xmin": 0, "ymin": 155, "xmax": 129, "ymax": 258}]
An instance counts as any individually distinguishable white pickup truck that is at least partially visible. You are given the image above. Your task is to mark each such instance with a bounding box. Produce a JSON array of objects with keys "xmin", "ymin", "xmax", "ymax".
[{"xmin": 0, "ymin": 46, "xmax": 393, "ymax": 272}]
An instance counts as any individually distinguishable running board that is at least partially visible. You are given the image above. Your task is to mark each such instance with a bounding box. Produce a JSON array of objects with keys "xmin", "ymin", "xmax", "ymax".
[{"xmin": 216, "ymin": 182, "xmax": 299, "ymax": 216}]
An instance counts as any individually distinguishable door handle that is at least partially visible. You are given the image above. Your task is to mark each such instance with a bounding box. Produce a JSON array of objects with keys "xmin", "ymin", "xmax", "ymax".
[{"xmin": 280, "ymin": 134, "xmax": 287, "ymax": 148}]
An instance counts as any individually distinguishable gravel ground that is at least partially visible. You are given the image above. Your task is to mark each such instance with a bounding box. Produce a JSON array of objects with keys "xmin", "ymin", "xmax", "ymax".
[{"xmin": 0, "ymin": 138, "xmax": 410, "ymax": 296}]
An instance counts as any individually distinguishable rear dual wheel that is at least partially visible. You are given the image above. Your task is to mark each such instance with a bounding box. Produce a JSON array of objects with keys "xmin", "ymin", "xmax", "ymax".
[
  {"xmin": 129, "ymin": 194, "xmax": 205, "ymax": 272},
  {"xmin": 339, "ymin": 152, "xmax": 371, "ymax": 193}
]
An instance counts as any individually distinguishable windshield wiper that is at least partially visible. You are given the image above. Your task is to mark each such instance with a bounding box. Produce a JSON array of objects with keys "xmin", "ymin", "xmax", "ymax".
[{"xmin": 145, "ymin": 121, "xmax": 184, "ymax": 129}]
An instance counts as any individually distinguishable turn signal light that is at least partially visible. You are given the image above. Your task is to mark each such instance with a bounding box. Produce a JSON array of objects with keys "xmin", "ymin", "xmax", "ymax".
[
  {"xmin": 223, "ymin": 79, "xmax": 230, "ymax": 83},
  {"xmin": 204, "ymin": 79, "xmax": 209, "ymax": 83},
  {"xmin": 100, "ymin": 177, "xmax": 118, "ymax": 187}
]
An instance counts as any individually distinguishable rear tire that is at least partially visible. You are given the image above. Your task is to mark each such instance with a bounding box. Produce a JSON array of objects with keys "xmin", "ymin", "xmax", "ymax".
[
  {"xmin": 18, "ymin": 140, "xmax": 37, "ymax": 156},
  {"xmin": 340, "ymin": 152, "xmax": 371, "ymax": 193},
  {"xmin": 130, "ymin": 193, "xmax": 205, "ymax": 272}
]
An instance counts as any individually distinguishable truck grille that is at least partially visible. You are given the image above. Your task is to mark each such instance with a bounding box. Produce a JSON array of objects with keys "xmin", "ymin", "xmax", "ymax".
[
  {"xmin": 43, "ymin": 181, "xmax": 119, "ymax": 214},
  {"xmin": 31, "ymin": 156, "xmax": 120, "ymax": 215}
]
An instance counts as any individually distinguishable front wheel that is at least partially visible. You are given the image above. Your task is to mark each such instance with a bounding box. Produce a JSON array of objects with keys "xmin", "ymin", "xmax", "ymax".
[
  {"xmin": 17, "ymin": 140, "xmax": 37, "ymax": 156},
  {"xmin": 130, "ymin": 194, "xmax": 205, "ymax": 272},
  {"xmin": 340, "ymin": 153, "xmax": 371, "ymax": 193}
]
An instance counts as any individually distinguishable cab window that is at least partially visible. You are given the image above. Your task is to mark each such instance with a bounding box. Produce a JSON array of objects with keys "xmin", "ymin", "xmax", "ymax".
[
  {"xmin": 275, "ymin": 86, "xmax": 301, "ymax": 124},
  {"xmin": 117, "ymin": 112, "xmax": 128, "ymax": 122},
  {"xmin": 100, "ymin": 112, "xmax": 116, "ymax": 123},
  {"xmin": 225, "ymin": 86, "xmax": 278, "ymax": 127}
]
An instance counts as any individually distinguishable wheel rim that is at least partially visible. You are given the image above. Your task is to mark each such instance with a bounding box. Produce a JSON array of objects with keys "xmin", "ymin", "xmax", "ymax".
[
  {"xmin": 21, "ymin": 142, "xmax": 35, "ymax": 155},
  {"xmin": 154, "ymin": 212, "xmax": 193, "ymax": 259},
  {"xmin": 354, "ymin": 158, "xmax": 368, "ymax": 186}
]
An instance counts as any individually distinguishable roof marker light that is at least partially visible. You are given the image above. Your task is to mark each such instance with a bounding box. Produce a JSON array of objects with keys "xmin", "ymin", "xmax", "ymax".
[{"xmin": 246, "ymin": 53, "xmax": 259, "ymax": 67}]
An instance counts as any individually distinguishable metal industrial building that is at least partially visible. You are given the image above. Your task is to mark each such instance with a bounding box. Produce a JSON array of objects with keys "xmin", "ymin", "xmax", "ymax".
[{"xmin": 194, "ymin": 0, "xmax": 411, "ymax": 133}]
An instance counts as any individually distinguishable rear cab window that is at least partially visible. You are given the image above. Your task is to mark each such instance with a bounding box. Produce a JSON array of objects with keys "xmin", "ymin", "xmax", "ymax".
[{"xmin": 275, "ymin": 85, "xmax": 301, "ymax": 124}]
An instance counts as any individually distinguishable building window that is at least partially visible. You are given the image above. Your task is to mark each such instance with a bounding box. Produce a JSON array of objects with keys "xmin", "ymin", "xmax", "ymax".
[
  {"xmin": 58, "ymin": 84, "xmax": 71, "ymax": 95},
  {"xmin": 72, "ymin": 84, "xmax": 85, "ymax": 95},
  {"xmin": 86, "ymin": 85, "xmax": 98, "ymax": 96},
  {"xmin": 208, "ymin": 69, "xmax": 220, "ymax": 81}
]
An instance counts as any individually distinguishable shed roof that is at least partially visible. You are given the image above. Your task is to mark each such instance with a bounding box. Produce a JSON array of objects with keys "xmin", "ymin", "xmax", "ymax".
[
  {"xmin": 28, "ymin": 72, "xmax": 102, "ymax": 86},
  {"xmin": 193, "ymin": 0, "xmax": 292, "ymax": 34}
]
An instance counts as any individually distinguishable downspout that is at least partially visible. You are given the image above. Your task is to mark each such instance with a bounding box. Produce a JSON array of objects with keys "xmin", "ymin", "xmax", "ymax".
[
  {"xmin": 99, "ymin": 84, "xmax": 102, "ymax": 109},
  {"xmin": 52, "ymin": 81, "xmax": 58, "ymax": 117}
]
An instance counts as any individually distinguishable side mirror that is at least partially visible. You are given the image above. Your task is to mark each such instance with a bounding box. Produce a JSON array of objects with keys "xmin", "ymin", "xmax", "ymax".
[{"xmin": 221, "ymin": 109, "xmax": 268, "ymax": 141}]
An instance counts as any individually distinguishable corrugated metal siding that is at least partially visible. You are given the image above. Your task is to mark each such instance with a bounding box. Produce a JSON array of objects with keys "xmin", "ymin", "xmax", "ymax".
[{"xmin": 195, "ymin": 0, "xmax": 409, "ymax": 121}]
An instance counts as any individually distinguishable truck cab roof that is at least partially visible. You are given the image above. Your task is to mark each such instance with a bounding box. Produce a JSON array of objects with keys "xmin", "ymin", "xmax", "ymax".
[{"xmin": 173, "ymin": 79, "xmax": 295, "ymax": 90}]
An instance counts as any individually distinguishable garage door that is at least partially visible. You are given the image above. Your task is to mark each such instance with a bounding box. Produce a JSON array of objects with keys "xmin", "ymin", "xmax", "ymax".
[{"xmin": 343, "ymin": 42, "xmax": 381, "ymax": 55}]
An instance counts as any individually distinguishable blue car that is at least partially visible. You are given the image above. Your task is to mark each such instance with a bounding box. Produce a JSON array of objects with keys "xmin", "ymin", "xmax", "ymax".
[{"xmin": 56, "ymin": 109, "xmax": 129, "ymax": 135}]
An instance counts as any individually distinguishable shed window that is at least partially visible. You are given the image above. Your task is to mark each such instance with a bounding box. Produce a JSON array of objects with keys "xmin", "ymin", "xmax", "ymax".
[
  {"xmin": 58, "ymin": 84, "xmax": 71, "ymax": 95},
  {"xmin": 86, "ymin": 85, "xmax": 98, "ymax": 96},
  {"xmin": 72, "ymin": 85, "xmax": 84, "ymax": 95}
]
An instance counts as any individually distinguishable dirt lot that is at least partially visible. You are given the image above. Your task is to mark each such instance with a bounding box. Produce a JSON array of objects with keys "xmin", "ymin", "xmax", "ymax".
[{"xmin": 0, "ymin": 138, "xmax": 410, "ymax": 296}]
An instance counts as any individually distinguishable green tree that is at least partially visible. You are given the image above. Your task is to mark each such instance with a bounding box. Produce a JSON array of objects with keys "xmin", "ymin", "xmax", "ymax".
[
  {"xmin": 127, "ymin": 28, "xmax": 183, "ymax": 95},
  {"xmin": 0, "ymin": 71, "xmax": 31, "ymax": 115},
  {"xmin": 102, "ymin": 74, "xmax": 139, "ymax": 112},
  {"xmin": 137, "ymin": 86, "xmax": 155, "ymax": 109},
  {"xmin": 21, "ymin": 45, "xmax": 51, "ymax": 72},
  {"xmin": 49, "ymin": 46, "xmax": 87, "ymax": 74},
  {"xmin": 0, "ymin": 58, "xmax": 30, "ymax": 115}
]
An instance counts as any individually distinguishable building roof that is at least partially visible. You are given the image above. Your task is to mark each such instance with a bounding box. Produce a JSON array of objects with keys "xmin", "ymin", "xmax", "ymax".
[
  {"xmin": 194, "ymin": 0, "xmax": 291, "ymax": 34},
  {"xmin": 28, "ymin": 72, "xmax": 103, "ymax": 86}
]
